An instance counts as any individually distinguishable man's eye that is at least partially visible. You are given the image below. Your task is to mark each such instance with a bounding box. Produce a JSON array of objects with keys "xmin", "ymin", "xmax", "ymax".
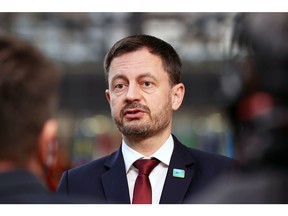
[
  {"xmin": 143, "ymin": 81, "xmax": 152, "ymax": 87},
  {"xmin": 113, "ymin": 83, "xmax": 128, "ymax": 92},
  {"xmin": 115, "ymin": 84, "xmax": 124, "ymax": 89}
]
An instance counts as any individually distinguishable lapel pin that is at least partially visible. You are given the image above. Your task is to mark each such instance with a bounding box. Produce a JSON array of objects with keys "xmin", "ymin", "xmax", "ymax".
[{"xmin": 173, "ymin": 168, "xmax": 185, "ymax": 178}]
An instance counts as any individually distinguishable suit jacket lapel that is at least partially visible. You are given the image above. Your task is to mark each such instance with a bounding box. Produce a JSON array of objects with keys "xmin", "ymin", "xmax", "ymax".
[
  {"xmin": 160, "ymin": 135, "xmax": 195, "ymax": 204},
  {"xmin": 101, "ymin": 147, "xmax": 131, "ymax": 204}
]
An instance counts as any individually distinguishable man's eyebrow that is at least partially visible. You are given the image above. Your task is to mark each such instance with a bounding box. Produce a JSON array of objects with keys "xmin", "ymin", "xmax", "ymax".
[
  {"xmin": 111, "ymin": 74, "xmax": 128, "ymax": 83},
  {"xmin": 111, "ymin": 73, "xmax": 157, "ymax": 83},
  {"xmin": 137, "ymin": 73, "xmax": 157, "ymax": 81}
]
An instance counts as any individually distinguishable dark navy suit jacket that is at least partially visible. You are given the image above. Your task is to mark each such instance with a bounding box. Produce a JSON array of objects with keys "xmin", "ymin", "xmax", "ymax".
[{"xmin": 57, "ymin": 135, "xmax": 236, "ymax": 204}]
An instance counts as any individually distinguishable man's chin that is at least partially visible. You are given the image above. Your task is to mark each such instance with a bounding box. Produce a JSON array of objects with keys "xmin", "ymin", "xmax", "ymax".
[
  {"xmin": 122, "ymin": 119, "xmax": 145, "ymax": 127},
  {"xmin": 120, "ymin": 126, "xmax": 149, "ymax": 137}
]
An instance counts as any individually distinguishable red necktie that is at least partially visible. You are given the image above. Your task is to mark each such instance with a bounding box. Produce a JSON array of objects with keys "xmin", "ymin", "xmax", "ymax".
[{"xmin": 132, "ymin": 158, "xmax": 160, "ymax": 204}]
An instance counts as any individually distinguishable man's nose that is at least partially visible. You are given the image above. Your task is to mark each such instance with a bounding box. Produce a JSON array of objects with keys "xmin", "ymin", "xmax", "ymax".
[{"xmin": 125, "ymin": 83, "xmax": 142, "ymax": 102}]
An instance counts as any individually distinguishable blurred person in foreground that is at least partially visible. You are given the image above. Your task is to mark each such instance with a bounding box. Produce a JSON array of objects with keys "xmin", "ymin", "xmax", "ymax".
[
  {"xmin": 0, "ymin": 35, "xmax": 94, "ymax": 204},
  {"xmin": 57, "ymin": 34, "xmax": 237, "ymax": 204},
  {"xmin": 191, "ymin": 13, "xmax": 288, "ymax": 204}
]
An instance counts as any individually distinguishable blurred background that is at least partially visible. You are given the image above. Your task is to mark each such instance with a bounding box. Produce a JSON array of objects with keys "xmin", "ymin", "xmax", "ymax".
[{"xmin": 0, "ymin": 12, "xmax": 237, "ymax": 186}]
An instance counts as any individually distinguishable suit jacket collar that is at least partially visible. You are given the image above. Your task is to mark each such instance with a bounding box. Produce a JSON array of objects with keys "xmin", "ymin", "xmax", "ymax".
[
  {"xmin": 101, "ymin": 134, "xmax": 194, "ymax": 204},
  {"xmin": 160, "ymin": 134, "xmax": 195, "ymax": 204},
  {"xmin": 101, "ymin": 149, "xmax": 131, "ymax": 204}
]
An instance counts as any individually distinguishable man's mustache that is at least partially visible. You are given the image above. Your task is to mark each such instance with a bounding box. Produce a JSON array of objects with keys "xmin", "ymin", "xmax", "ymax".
[{"xmin": 120, "ymin": 103, "xmax": 150, "ymax": 117}]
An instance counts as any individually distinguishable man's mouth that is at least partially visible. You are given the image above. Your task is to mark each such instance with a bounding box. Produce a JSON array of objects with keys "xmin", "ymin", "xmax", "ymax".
[{"xmin": 123, "ymin": 109, "xmax": 145, "ymax": 119}]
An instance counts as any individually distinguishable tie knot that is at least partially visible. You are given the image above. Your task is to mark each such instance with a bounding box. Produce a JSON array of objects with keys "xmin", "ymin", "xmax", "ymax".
[{"xmin": 133, "ymin": 158, "xmax": 160, "ymax": 175}]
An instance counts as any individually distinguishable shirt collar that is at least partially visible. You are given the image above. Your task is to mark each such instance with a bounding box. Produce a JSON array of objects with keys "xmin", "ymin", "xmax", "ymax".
[{"xmin": 121, "ymin": 134, "xmax": 174, "ymax": 173}]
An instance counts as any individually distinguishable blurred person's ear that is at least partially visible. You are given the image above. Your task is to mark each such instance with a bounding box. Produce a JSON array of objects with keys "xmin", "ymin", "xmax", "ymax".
[
  {"xmin": 171, "ymin": 83, "xmax": 185, "ymax": 111},
  {"xmin": 38, "ymin": 119, "xmax": 58, "ymax": 168}
]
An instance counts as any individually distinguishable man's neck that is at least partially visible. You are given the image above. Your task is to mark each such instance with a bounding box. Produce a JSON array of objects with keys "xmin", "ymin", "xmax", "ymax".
[{"xmin": 123, "ymin": 131, "xmax": 171, "ymax": 157}]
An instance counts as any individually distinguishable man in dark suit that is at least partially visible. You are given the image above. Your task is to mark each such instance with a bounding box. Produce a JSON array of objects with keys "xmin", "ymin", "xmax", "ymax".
[
  {"xmin": 0, "ymin": 35, "xmax": 94, "ymax": 204},
  {"xmin": 57, "ymin": 34, "xmax": 236, "ymax": 204}
]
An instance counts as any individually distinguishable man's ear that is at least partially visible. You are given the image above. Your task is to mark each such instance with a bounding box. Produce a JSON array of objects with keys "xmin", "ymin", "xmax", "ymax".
[
  {"xmin": 171, "ymin": 83, "xmax": 185, "ymax": 111},
  {"xmin": 37, "ymin": 119, "xmax": 58, "ymax": 167},
  {"xmin": 105, "ymin": 89, "xmax": 111, "ymax": 103}
]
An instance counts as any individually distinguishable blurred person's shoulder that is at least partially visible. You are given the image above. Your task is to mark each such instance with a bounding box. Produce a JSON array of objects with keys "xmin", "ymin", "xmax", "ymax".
[
  {"xmin": 0, "ymin": 169, "xmax": 98, "ymax": 204},
  {"xmin": 190, "ymin": 168, "xmax": 288, "ymax": 204}
]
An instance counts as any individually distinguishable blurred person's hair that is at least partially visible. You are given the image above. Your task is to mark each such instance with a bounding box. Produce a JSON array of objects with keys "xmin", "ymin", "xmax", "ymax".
[
  {"xmin": 103, "ymin": 34, "xmax": 182, "ymax": 87},
  {"xmin": 231, "ymin": 13, "xmax": 288, "ymax": 99},
  {"xmin": 225, "ymin": 13, "xmax": 288, "ymax": 167},
  {"xmin": 0, "ymin": 35, "xmax": 60, "ymax": 164}
]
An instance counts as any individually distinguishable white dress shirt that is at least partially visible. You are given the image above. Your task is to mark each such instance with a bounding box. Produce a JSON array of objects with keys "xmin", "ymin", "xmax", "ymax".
[{"xmin": 122, "ymin": 134, "xmax": 174, "ymax": 204}]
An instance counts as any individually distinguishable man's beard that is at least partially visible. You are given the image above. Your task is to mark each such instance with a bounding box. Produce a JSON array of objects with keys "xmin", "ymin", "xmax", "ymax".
[{"xmin": 112, "ymin": 98, "xmax": 172, "ymax": 140}]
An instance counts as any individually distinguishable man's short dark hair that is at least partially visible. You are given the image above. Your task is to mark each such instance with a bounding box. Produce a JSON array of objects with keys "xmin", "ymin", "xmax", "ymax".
[{"xmin": 104, "ymin": 34, "xmax": 182, "ymax": 86}]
